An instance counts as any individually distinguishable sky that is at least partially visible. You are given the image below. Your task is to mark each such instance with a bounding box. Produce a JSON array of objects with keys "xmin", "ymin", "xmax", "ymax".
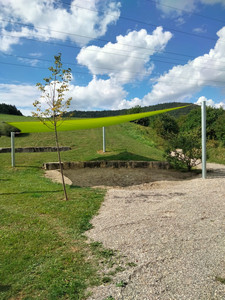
[{"xmin": 0, "ymin": 0, "xmax": 225, "ymax": 116}]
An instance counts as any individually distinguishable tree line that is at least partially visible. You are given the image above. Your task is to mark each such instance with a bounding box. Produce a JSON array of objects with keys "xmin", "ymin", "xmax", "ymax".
[{"xmin": 0, "ymin": 103, "xmax": 23, "ymax": 116}]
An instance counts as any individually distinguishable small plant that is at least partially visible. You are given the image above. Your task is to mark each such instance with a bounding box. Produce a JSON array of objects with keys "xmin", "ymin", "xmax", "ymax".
[
  {"xmin": 127, "ymin": 262, "xmax": 137, "ymax": 267},
  {"xmin": 116, "ymin": 281, "xmax": 127, "ymax": 288},
  {"xmin": 104, "ymin": 296, "xmax": 115, "ymax": 300},
  {"xmin": 215, "ymin": 276, "xmax": 225, "ymax": 284}
]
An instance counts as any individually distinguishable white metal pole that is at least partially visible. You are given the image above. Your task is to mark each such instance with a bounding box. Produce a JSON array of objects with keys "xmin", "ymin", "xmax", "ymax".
[
  {"xmin": 11, "ymin": 132, "xmax": 15, "ymax": 167},
  {"xmin": 103, "ymin": 126, "xmax": 106, "ymax": 153},
  {"xmin": 201, "ymin": 100, "xmax": 206, "ymax": 179}
]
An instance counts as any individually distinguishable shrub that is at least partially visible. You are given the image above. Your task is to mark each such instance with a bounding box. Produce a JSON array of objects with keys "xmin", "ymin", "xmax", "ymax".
[
  {"xmin": 165, "ymin": 130, "xmax": 202, "ymax": 171},
  {"xmin": 153, "ymin": 114, "xmax": 179, "ymax": 139},
  {"xmin": 0, "ymin": 122, "xmax": 21, "ymax": 137}
]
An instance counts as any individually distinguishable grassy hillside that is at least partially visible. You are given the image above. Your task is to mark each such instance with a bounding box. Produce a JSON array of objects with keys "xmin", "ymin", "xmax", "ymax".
[
  {"xmin": 0, "ymin": 113, "xmax": 35, "ymax": 122},
  {"xmin": 0, "ymin": 114, "xmax": 165, "ymax": 166}
]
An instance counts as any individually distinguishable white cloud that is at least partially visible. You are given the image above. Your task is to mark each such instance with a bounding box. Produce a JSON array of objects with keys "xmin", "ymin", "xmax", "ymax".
[
  {"xmin": 195, "ymin": 96, "xmax": 225, "ymax": 109},
  {"xmin": 77, "ymin": 27, "xmax": 172, "ymax": 84},
  {"xmin": 68, "ymin": 76, "xmax": 127, "ymax": 110},
  {"xmin": 141, "ymin": 26, "xmax": 225, "ymax": 106},
  {"xmin": 0, "ymin": 83, "xmax": 40, "ymax": 115},
  {"xmin": 0, "ymin": 0, "xmax": 121, "ymax": 52},
  {"xmin": 0, "ymin": 77, "xmax": 127, "ymax": 115}
]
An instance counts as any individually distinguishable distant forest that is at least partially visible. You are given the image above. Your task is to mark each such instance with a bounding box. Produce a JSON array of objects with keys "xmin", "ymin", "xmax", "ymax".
[
  {"xmin": 0, "ymin": 103, "xmax": 23, "ymax": 116},
  {"xmin": 65, "ymin": 102, "xmax": 196, "ymax": 118}
]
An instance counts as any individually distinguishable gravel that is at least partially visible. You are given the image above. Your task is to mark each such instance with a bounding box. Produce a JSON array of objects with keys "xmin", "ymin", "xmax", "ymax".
[{"xmin": 85, "ymin": 163, "xmax": 225, "ymax": 300}]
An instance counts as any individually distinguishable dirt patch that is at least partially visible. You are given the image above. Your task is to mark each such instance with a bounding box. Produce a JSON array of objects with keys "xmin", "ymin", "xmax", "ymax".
[{"xmin": 45, "ymin": 168, "xmax": 198, "ymax": 188}]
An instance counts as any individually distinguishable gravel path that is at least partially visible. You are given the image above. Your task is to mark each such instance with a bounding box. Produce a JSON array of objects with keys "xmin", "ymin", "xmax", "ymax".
[{"xmin": 86, "ymin": 163, "xmax": 225, "ymax": 300}]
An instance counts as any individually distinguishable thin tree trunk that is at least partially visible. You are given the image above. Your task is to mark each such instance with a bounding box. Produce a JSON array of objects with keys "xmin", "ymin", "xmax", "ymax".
[{"xmin": 54, "ymin": 123, "xmax": 68, "ymax": 201}]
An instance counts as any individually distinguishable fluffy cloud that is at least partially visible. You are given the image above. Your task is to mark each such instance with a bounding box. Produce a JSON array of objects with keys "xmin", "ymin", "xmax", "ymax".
[
  {"xmin": 68, "ymin": 76, "xmax": 127, "ymax": 111},
  {"xmin": 77, "ymin": 27, "xmax": 172, "ymax": 84},
  {"xmin": 0, "ymin": 77, "xmax": 127, "ymax": 115},
  {"xmin": 195, "ymin": 96, "xmax": 225, "ymax": 109},
  {"xmin": 0, "ymin": 83, "xmax": 40, "ymax": 115},
  {"xmin": 141, "ymin": 26, "xmax": 225, "ymax": 106},
  {"xmin": 0, "ymin": 0, "xmax": 121, "ymax": 52}
]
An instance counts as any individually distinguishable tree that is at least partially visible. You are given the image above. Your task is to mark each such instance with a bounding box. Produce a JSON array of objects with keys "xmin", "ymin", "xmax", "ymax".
[
  {"xmin": 181, "ymin": 106, "xmax": 224, "ymax": 140},
  {"xmin": 153, "ymin": 113, "xmax": 179, "ymax": 139},
  {"xmin": 165, "ymin": 130, "xmax": 202, "ymax": 171},
  {"xmin": 128, "ymin": 105, "xmax": 150, "ymax": 127},
  {"xmin": 0, "ymin": 103, "xmax": 23, "ymax": 115},
  {"xmin": 214, "ymin": 111, "xmax": 225, "ymax": 145},
  {"xmin": 32, "ymin": 53, "xmax": 72, "ymax": 200}
]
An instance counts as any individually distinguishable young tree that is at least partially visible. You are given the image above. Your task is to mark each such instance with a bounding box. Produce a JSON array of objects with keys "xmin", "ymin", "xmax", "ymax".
[{"xmin": 32, "ymin": 53, "xmax": 72, "ymax": 200}]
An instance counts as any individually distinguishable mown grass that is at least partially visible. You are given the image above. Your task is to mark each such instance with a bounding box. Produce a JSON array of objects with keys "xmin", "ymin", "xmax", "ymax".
[{"xmin": 0, "ymin": 164, "xmax": 106, "ymax": 299}]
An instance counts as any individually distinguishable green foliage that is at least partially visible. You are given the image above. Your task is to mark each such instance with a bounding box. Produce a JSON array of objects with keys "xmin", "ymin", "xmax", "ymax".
[
  {"xmin": 165, "ymin": 130, "xmax": 202, "ymax": 171},
  {"xmin": 33, "ymin": 53, "xmax": 72, "ymax": 128},
  {"xmin": 0, "ymin": 103, "xmax": 23, "ymax": 116},
  {"xmin": 214, "ymin": 112, "xmax": 225, "ymax": 145},
  {"xmin": 0, "ymin": 122, "xmax": 20, "ymax": 137},
  {"xmin": 181, "ymin": 106, "xmax": 225, "ymax": 141},
  {"xmin": 152, "ymin": 113, "xmax": 179, "ymax": 139},
  {"xmin": 128, "ymin": 105, "xmax": 150, "ymax": 127}
]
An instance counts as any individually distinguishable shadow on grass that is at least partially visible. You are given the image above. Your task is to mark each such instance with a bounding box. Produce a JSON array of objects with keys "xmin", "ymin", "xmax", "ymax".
[
  {"xmin": 0, "ymin": 285, "xmax": 11, "ymax": 292},
  {"xmin": 0, "ymin": 190, "xmax": 62, "ymax": 196},
  {"xmin": 92, "ymin": 151, "xmax": 157, "ymax": 162}
]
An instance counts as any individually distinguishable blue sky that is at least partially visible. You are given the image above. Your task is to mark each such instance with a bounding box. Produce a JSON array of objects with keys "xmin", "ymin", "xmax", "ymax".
[{"xmin": 0, "ymin": 0, "xmax": 225, "ymax": 116}]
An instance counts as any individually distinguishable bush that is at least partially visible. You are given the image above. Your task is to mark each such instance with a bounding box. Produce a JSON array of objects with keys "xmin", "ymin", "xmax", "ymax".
[
  {"xmin": 214, "ymin": 112, "xmax": 225, "ymax": 145},
  {"xmin": 0, "ymin": 122, "xmax": 21, "ymax": 137},
  {"xmin": 153, "ymin": 114, "xmax": 179, "ymax": 139},
  {"xmin": 165, "ymin": 130, "xmax": 202, "ymax": 171}
]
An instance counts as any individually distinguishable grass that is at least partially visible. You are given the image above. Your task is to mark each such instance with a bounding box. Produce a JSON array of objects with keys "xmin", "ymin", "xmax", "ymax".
[{"xmin": 0, "ymin": 165, "xmax": 106, "ymax": 299}]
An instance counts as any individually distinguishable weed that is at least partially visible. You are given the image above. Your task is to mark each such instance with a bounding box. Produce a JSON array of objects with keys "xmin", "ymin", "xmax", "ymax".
[
  {"xmin": 215, "ymin": 276, "xmax": 225, "ymax": 284},
  {"xmin": 127, "ymin": 262, "xmax": 137, "ymax": 267},
  {"xmin": 116, "ymin": 281, "xmax": 128, "ymax": 288}
]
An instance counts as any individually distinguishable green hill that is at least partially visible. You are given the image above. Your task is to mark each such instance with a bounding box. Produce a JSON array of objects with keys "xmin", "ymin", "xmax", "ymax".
[{"xmin": 66, "ymin": 102, "xmax": 197, "ymax": 119}]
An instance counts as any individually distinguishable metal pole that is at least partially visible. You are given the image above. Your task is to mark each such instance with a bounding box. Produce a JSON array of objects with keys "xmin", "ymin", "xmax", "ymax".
[
  {"xmin": 201, "ymin": 100, "xmax": 206, "ymax": 179},
  {"xmin": 11, "ymin": 132, "xmax": 15, "ymax": 167},
  {"xmin": 103, "ymin": 126, "xmax": 106, "ymax": 153}
]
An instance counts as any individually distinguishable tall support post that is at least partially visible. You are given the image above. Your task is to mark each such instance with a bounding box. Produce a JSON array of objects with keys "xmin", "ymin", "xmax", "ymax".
[
  {"xmin": 201, "ymin": 100, "xmax": 206, "ymax": 179},
  {"xmin": 11, "ymin": 132, "xmax": 15, "ymax": 167},
  {"xmin": 103, "ymin": 126, "xmax": 106, "ymax": 153}
]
